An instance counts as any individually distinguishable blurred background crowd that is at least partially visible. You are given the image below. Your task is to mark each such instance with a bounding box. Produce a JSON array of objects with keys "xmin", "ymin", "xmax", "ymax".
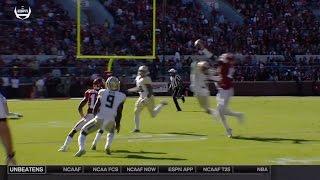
[{"xmin": 0, "ymin": 0, "xmax": 320, "ymax": 98}]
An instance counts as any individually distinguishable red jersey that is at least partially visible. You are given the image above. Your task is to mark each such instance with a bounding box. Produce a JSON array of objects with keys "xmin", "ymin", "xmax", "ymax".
[
  {"xmin": 217, "ymin": 62, "xmax": 234, "ymax": 90},
  {"xmin": 84, "ymin": 89, "xmax": 98, "ymax": 114}
]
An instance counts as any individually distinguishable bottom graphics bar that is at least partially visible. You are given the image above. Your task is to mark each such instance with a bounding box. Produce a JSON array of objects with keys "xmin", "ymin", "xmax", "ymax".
[
  {"xmin": 7, "ymin": 165, "xmax": 270, "ymax": 175},
  {"xmin": 2, "ymin": 165, "xmax": 320, "ymax": 180}
]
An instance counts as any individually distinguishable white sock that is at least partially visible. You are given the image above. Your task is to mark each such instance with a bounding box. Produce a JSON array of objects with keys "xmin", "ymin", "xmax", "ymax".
[
  {"xmin": 105, "ymin": 133, "xmax": 115, "ymax": 150},
  {"xmin": 134, "ymin": 112, "xmax": 141, "ymax": 130},
  {"xmin": 152, "ymin": 104, "xmax": 164, "ymax": 117},
  {"xmin": 78, "ymin": 134, "xmax": 86, "ymax": 151},
  {"xmin": 209, "ymin": 108, "xmax": 218, "ymax": 120},
  {"xmin": 92, "ymin": 132, "xmax": 103, "ymax": 147},
  {"xmin": 220, "ymin": 115, "xmax": 231, "ymax": 131},
  {"xmin": 63, "ymin": 136, "xmax": 72, "ymax": 148},
  {"xmin": 217, "ymin": 105, "xmax": 231, "ymax": 131}
]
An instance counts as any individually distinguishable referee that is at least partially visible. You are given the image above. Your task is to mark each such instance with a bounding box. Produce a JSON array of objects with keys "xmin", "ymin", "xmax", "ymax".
[{"xmin": 168, "ymin": 69, "xmax": 185, "ymax": 111}]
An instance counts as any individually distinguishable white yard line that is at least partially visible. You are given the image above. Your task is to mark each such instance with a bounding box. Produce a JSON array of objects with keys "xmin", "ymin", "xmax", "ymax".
[{"xmin": 269, "ymin": 157, "xmax": 320, "ymax": 165}]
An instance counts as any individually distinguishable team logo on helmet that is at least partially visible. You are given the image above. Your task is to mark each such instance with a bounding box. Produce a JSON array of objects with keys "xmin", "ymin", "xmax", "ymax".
[
  {"xmin": 106, "ymin": 76, "xmax": 120, "ymax": 91},
  {"xmin": 14, "ymin": 6, "xmax": 32, "ymax": 20}
]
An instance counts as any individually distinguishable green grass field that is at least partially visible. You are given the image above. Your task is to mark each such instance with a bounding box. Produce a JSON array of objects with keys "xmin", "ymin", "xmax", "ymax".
[{"xmin": 1, "ymin": 96, "xmax": 320, "ymax": 165}]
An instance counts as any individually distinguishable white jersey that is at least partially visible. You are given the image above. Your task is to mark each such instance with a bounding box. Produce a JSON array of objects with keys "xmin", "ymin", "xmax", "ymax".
[
  {"xmin": 0, "ymin": 93, "xmax": 7, "ymax": 119},
  {"xmin": 96, "ymin": 89, "xmax": 126, "ymax": 122},
  {"xmin": 190, "ymin": 62, "xmax": 210, "ymax": 96},
  {"xmin": 135, "ymin": 75, "xmax": 152, "ymax": 98}
]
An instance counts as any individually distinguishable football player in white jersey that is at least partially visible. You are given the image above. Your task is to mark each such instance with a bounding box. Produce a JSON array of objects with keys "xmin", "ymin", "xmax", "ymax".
[
  {"xmin": 75, "ymin": 76, "xmax": 126, "ymax": 157},
  {"xmin": 190, "ymin": 60, "xmax": 218, "ymax": 120},
  {"xmin": 129, "ymin": 65, "xmax": 168, "ymax": 133},
  {"xmin": 190, "ymin": 39, "xmax": 220, "ymax": 120},
  {"xmin": 194, "ymin": 40, "xmax": 244, "ymax": 137}
]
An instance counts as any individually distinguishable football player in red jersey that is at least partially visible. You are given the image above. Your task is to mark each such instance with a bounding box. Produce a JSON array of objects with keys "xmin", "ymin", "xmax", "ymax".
[
  {"xmin": 215, "ymin": 53, "xmax": 244, "ymax": 138},
  {"xmin": 58, "ymin": 78, "xmax": 105, "ymax": 152},
  {"xmin": 194, "ymin": 40, "xmax": 244, "ymax": 138}
]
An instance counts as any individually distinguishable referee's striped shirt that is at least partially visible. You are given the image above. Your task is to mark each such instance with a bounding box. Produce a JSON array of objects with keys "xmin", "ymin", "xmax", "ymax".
[{"xmin": 170, "ymin": 75, "xmax": 182, "ymax": 89}]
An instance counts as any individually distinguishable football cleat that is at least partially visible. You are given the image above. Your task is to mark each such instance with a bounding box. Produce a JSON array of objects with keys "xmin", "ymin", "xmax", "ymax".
[
  {"xmin": 90, "ymin": 145, "xmax": 96, "ymax": 151},
  {"xmin": 58, "ymin": 146, "xmax": 67, "ymax": 152},
  {"xmin": 226, "ymin": 128, "xmax": 233, "ymax": 138},
  {"xmin": 74, "ymin": 150, "xmax": 86, "ymax": 157},
  {"xmin": 160, "ymin": 100, "xmax": 168, "ymax": 106},
  {"xmin": 105, "ymin": 148, "xmax": 111, "ymax": 155},
  {"xmin": 17, "ymin": 113, "xmax": 23, "ymax": 117},
  {"xmin": 132, "ymin": 129, "xmax": 141, "ymax": 133},
  {"xmin": 6, "ymin": 158, "xmax": 17, "ymax": 165}
]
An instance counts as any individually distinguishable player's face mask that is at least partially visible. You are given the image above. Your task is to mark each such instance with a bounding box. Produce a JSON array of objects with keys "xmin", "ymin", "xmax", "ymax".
[
  {"xmin": 138, "ymin": 70, "xmax": 148, "ymax": 77},
  {"xmin": 93, "ymin": 84, "xmax": 100, "ymax": 90}
]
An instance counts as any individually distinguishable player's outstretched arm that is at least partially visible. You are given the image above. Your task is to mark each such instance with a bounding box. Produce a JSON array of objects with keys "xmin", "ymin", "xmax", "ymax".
[
  {"xmin": 93, "ymin": 97, "xmax": 101, "ymax": 116},
  {"xmin": 115, "ymin": 102, "xmax": 125, "ymax": 133},
  {"xmin": 78, "ymin": 97, "xmax": 88, "ymax": 118},
  {"xmin": 194, "ymin": 39, "xmax": 213, "ymax": 59},
  {"xmin": 127, "ymin": 87, "xmax": 139, "ymax": 93}
]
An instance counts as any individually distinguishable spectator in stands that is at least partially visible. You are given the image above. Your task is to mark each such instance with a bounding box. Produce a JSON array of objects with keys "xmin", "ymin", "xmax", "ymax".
[
  {"xmin": 10, "ymin": 76, "xmax": 20, "ymax": 99},
  {"xmin": 35, "ymin": 77, "xmax": 46, "ymax": 98}
]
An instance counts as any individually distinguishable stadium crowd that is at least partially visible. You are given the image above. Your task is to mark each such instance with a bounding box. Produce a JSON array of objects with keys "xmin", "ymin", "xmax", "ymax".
[
  {"xmin": 227, "ymin": 0, "xmax": 320, "ymax": 55},
  {"xmin": 83, "ymin": 0, "xmax": 153, "ymax": 55},
  {"xmin": 1, "ymin": 0, "xmax": 320, "ymax": 98}
]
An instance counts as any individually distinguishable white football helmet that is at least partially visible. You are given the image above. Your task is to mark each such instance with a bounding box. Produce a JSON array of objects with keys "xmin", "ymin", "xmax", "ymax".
[
  {"xmin": 138, "ymin": 65, "xmax": 150, "ymax": 76},
  {"xmin": 106, "ymin": 76, "xmax": 120, "ymax": 91}
]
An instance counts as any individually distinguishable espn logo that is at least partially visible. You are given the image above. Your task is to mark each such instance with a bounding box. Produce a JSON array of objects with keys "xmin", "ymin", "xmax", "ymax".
[{"xmin": 14, "ymin": 5, "xmax": 32, "ymax": 20}]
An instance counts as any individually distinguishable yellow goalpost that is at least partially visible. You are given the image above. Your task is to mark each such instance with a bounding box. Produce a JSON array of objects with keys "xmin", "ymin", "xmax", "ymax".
[{"xmin": 76, "ymin": 0, "xmax": 157, "ymax": 72}]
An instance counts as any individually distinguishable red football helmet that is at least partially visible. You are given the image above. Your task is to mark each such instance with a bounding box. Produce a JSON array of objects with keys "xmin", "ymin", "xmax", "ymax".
[
  {"xmin": 93, "ymin": 78, "xmax": 105, "ymax": 90},
  {"xmin": 218, "ymin": 53, "xmax": 235, "ymax": 64}
]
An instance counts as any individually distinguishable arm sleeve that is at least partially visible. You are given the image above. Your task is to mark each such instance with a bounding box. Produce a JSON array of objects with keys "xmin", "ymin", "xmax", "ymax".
[{"xmin": 115, "ymin": 96, "xmax": 126, "ymax": 124}]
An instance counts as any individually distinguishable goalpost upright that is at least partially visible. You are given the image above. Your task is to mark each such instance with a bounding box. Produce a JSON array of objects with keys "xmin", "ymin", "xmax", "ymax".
[{"xmin": 76, "ymin": 0, "xmax": 157, "ymax": 72}]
